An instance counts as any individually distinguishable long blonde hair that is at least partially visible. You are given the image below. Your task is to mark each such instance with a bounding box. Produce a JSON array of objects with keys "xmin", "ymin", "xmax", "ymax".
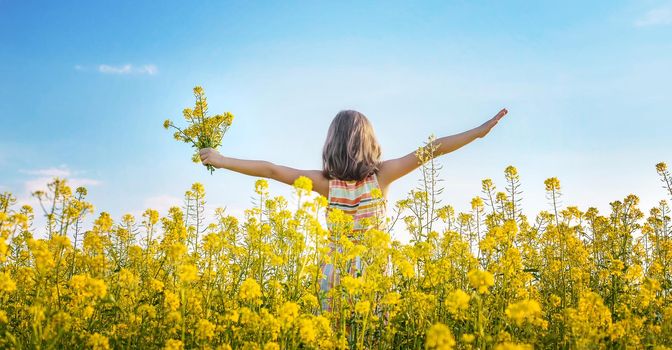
[{"xmin": 322, "ymin": 110, "xmax": 382, "ymax": 181}]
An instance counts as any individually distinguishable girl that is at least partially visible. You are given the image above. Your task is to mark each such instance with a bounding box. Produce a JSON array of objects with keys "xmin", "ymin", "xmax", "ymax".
[{"xmin": 199, "ymin": 108, "xmax": 507, "ymax": 308}]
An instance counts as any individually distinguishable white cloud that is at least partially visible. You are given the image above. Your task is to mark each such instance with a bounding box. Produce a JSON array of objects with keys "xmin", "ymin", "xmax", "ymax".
[
  {"xmin": 24, "ymin": 167, "xmax": 72, "ymax": 178},
  {"xmin": 97, "ymin": 64, "xmax": 158, "ymax": 75},
  {"xmin": 140, "ymin": 65, "xmax": 158, "ymax": 75},
  {"xmin": 24, "ymin": 177, "xmax": 101, "ymax": 194},
  {"xmin": 19, "ymin": 166, "xmax": 101, "ymax": 194},
  {"xmin": 635, "ymin": 3, "xmax": 672, "ymax": 27},
  {"xmin": 98, "ymin": 64, "xmax": 132, "ymax": 74}
]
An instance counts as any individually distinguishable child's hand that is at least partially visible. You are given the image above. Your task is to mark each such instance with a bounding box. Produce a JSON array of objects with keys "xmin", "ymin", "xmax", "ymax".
[
  {"xmin": 199, "ymin": 148, "xmax": 223, "ymax": 168},
  {"xmin": 477, "ymin": 108, "xmax": 507, "ymax": 138}
]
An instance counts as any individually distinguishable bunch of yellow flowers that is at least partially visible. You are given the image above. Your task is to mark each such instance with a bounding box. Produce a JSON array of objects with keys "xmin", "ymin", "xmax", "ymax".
[{"xmin": 163, "ymin": 86, "xmax": 234, "ymax": 174}]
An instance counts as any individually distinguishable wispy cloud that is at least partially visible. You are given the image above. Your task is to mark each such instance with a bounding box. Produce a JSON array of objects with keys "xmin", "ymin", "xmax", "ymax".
[
  {"xmin": 24, "ymin": 167, "xmax": 72, "ymax": 178},
  {"xmin": 24, "ymin": 177, "xmax": 101, "ymax": 194},
  {"xmin": 635, "ymin": 3, "xmax": 672, "ymax": 27},
  {"xmin": 98, "ymin": 64, "xmax": 158, "ymax": 75},
  {"xmin": 74, "ymin": 64, "xmax": 158, "ymax": 75},
  {"xmin": 20, "ymin": 166, "xmax": 101, "ymax": 193}
]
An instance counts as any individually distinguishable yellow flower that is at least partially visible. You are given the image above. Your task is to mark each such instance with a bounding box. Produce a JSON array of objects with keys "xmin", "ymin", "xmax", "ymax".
[
  {"xmin": 263, "ymin": 342, "xmax": 280, "ymax": 350},
  {"xmin": 315, "ymin": 195, "xmax": 328, "ymax": 208},
  {"xmin": 425, "ymin": 323, "xmax": 455, "ymax": 350},
  {"xmin": 340, "ymin": 275, "xmax": 362, "ymax": 295},
  {"xmin": 239, "ymin": 278, "xmax": 262, "ymax": 302},
  {"xmin": 50, "ymin": 234, "xmax": 71, "ymax": 248},
  {"xmin": 398, "ymin": 259, "xmax": 415, "ymax": 278},
  {"xmin": 461, "ymin": 334, "xmax": 475, "ymax": 343},
  {"xmin": 238, "ymin": 306, "xmax": 256, "ymax": 325},
  {"xmin": 196, "ymin": 319, "xmax": 216, "ymax": 340},
  {"xmin": 293, "ymin": 176, "xmax": 313, "ymax": 194},
  {"xmin": 608, "ymin": 259, "xmax": 625, "ymax": 276},
  {"xmin": 505, "ymin": 300, "xmax": 542, "ymax": 326},
  {"xmin": 640, "ymin": 278, "xmax": 661, "ymax": 308},
  {"xmin": 381, "ymin": 292, "xmax": 401, "ymax": 306},
  {"xmin": 178, "ymin": 263, "xmax": 198, "ymax": 283},
  {"xmin": 150, "ymin": 278, "xmax": 165, "ymax": 292},
  {"xmin": 278, "ymin": 301, "xmax": 300, "ymax": 326},
  {"xmin": 298, "ymin": 317, "xmax": 316, "ymax": 343},
  {"xmin": 165, "ymin": 86, "xmax": 234, "ymax": 173},
  {"xmin": 0, "ymin": 241, "xmax": 7, "ymax": 264},
  {"xmin": 355, "ymin": 300, "xmax": 370, "ymax": 315},
  {"xmin": 137, "ymin": 304, "xmax": 157, "ymax": 319},
  {"xmin": 87, "ymin": 333, "xmax": 110, "ymax": 350},
  {"xmin": 467, "ymin": 269, "xmax": 494, "ymax": 294},
  {"xmin": 544, "ymin": 177, "xmax": 561, "ymax": 192},
  {"xmin": 164, "ymin": 291, "xmax": 180, "ymax": 311},
  {"xmin": 371, "ymin": 188, "xmax": 383, "ymax": 199},
  {"xmin": 118, "ymin": 268, "xmax": 138, "ymax": 287},
  {"xmin": 300, "ymin": 294, "xmax": 319, "ymax": 308},
  {"xmin": 493, "ymin": 342, "xmax": 533, "ymax": 350},
  {"xmin": 471, "ymin": 197, "xmax": 484, "ymax": 211},
  {"xmin": 445, "ymin": 290, "xmax": 470, "ymax": 315},
  {"xmin": 83, "ymin": 305, "xmax": 95, "ymax": 319},
  {"xmin": 70, "ymin": 274, "xmax": 107, "ymax": 300},
  {"xmin": 0, "ymin": 271, "xmax": 16, "ymax": 293},
  {"xmin": 167, "ymin": 243, "xmax": 187, "ymax": 261},
  {"xmin": 28, "ymin": 239, "xmax": 55, "ymax": 271},
  {"xmin": 255, "ymin": 179, "xmax": 269, "ymax": 195},
  {"xmin": 164, "ymin": 339, "xmax": 184, "ymax": 350},
  {"xmin": 225, "ymin": 309, "xmax": 240, "ymax": 323},
  {"xmin": 191, "ymin": 153, "xmax": 201, "ymax": 163},
  {"xmin": 313, "ymin": 315, "xmax": 332, "ymax": 338},
  {"xmin": 167, "ymin": 311, "xmax": 182, "ymax": 324},
  {"xmin": 565, "ymin": 292, "xmax": 614, "ymax": 346}
]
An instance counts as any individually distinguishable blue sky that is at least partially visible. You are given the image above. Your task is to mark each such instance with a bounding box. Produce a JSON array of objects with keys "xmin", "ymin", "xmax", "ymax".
[{"xmin": 1, "ymin": 0, "xmax": 671, "ymax": 237}]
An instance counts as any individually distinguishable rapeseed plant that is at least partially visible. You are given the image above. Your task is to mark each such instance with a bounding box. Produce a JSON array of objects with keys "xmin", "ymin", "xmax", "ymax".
[
  {"xmin": 164, "ymin": 86, "xmax": 234, "ymax": 174},
  {"xmin": 0, "ymin": 162, "xmax": 671, "ymax": 348}
]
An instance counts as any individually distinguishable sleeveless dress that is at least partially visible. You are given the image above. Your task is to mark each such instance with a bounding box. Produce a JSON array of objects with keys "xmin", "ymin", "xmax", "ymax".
[{"xmin": 319, "ymin": 172, "xmax": 386, "ymax": 310}]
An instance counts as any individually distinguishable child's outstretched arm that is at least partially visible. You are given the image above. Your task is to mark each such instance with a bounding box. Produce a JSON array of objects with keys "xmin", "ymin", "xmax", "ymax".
[
  {"xmin": 198, "ymin": 149, "xmax": 329, "ymax": 197},
  {"xmin": 378, "ymin": 108, "xmax": 508, "ymax": 188}
]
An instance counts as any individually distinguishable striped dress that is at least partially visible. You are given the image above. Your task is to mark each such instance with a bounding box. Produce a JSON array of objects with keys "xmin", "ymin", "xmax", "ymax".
[{"xmin": 319, "ymin": 172, "xmax": 386, "ymax": 310}]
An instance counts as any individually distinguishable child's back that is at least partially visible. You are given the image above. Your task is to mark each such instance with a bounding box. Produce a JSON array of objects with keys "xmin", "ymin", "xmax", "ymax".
[{"xmin": 327, "ymin": 172, "xmax": 385, "ymax": 232}]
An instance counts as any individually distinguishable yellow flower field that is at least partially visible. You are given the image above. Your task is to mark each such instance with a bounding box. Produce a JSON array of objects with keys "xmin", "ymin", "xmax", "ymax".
[{"xmin": 1, "ymin": 161, "xmax": 672, "ymax": 349}]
